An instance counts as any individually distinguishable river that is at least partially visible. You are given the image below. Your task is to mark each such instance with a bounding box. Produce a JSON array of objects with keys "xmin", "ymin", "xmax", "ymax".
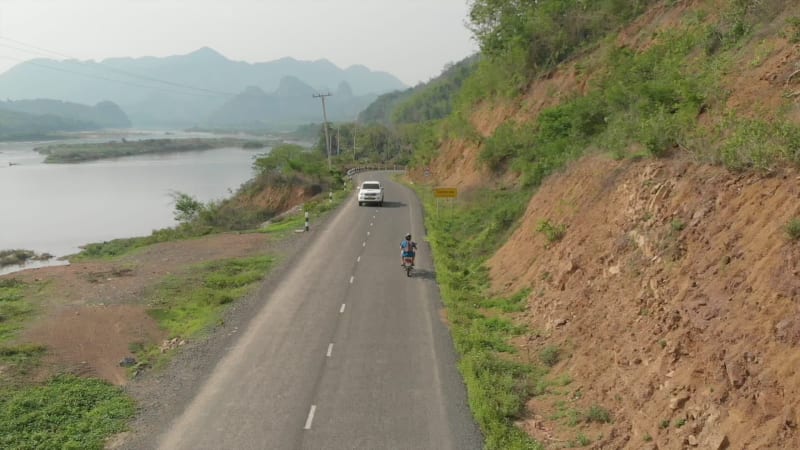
[{"xmin": 0, "ymin": 131, "xmax": 269, "ymax": 274}]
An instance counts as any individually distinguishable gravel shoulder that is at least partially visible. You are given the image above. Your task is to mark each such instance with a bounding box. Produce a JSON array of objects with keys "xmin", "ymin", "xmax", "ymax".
[{"xmin": 112, "ymin": 209, "xmax": 340, "ymax": 450}]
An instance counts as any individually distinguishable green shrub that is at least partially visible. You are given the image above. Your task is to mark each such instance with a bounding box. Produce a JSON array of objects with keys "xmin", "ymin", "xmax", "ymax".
[
  {"xmin": 787, "ymin": 218, "xmax": 800, "ymax": 241},
  {"xmin": 479, "ymin": 123, "xmax": 534, "ymax": 171},
  {"xmin": 789, "ymin": 17, "xmax": 800, "ymax": 43},
  {"xmin": 717, "ymin": 117, "xmax": 800, "ymax": 171},
  {"xmin": 253, "ymin": 144, "xmax": 326, "ymax": 178},
  {"xmin": 539, "ymin": 345, "xmax": 561, "ymax": 367},
  {"xmin": 537, "ymin": 220, "xmax": 566, "ymax": 243},
  {"xmin": 585, "ymin": 405, "xmax": 612, "ymax": 423},
  {"xmin": 574, "ymin": 433, "xmax": 591, "ymax": 446}
]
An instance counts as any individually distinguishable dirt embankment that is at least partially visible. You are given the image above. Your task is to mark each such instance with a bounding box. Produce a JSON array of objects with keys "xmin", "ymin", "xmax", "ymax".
[
  {"xmin": 413, "ymin": 2, "xmax": 800, "ymax": 447},
  {"xmin": 424, "ymin": 119, "xmax": 800, "ymax": 448},
  {"xmin": 489, "ymin": 155, "xmax": 800, "ymax": 449},
  {"xmin": 13, "ymin": 233, "xmax": 275, "ymax": 385}
]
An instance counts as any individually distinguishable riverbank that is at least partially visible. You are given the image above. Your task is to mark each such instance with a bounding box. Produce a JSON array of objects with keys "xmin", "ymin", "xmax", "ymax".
[
  {"xmin": 34, "ymin": 137, "xmax": 283, "ymax": 163},
  {"xmin": 0, "ymin": 178, "xmax": 350, "ymax": 450},
  {"xmin": 0, "ymin": 205, "xmax": 329, "ymax": 448},
  {"xmin": 1, "ymin": 145, "xmax": 262, "ymax": 259},
  {"xmin": 0, "ymin": 141, "xmax": 352, "ymax": 448}
]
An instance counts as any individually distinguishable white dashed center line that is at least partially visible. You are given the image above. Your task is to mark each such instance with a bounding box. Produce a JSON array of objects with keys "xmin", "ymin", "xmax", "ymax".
[
  {"xmin": 304, "ymin": 405, "xmax": 317, "ymax": 430},
  {"xmin": 340, "ymin": 304, "xmax": 346, "ymax": 313},
  {"xmin": 327, "ymin": 343, "xmax": 334, "ymax": 357},
  {"xmin": 357, "ymin": 256, "xmax": 361, "ymax": 263},
  {"xmin": 350, "ymin": 276, "xmax": 354, "ymax": 284}
]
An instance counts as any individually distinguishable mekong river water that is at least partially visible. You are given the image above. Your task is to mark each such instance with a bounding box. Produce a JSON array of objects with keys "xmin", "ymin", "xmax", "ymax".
[{"xmin": 0, "ymin": 131, "xmax": 268, "ymax": 274}]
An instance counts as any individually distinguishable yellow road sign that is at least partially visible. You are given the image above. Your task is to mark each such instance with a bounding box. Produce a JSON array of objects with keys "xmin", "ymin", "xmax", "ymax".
[{"xmin": 433, "ymin": 187, "xmax": 457, "ymax": 198}]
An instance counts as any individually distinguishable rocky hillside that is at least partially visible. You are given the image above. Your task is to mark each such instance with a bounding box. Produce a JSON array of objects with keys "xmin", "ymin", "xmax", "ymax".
[
  {"xmin": 409, "ymin": 0, "xmax": 800, "ymax": 448},
  {"xmin": 489, "ymin": 156, "xmax": 800, "ymax": 449}
]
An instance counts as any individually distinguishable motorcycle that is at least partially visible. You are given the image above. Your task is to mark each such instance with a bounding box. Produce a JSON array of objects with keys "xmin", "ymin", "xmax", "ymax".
[{"xmin": 402, "ymin": 256, "xmax": 414, "ymax": 277}]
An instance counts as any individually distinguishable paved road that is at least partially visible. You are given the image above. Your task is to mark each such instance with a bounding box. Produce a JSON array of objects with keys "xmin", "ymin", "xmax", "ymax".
[{"xmin": 157, "ymin": 173, "xmax": 483, "ymax": 450}]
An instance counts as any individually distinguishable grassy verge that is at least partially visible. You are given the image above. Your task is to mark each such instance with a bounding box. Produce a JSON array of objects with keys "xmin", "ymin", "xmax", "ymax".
[
  {"xmin": 0, "ymin": 278, "xmax": 46, "ymax": 388},
  {"xmin": 72, "ymin": 226, "xmax": 214, "ymax": 261},
  {"xmin": 131, "ymin": 255, "xmax": 275, "ymax": 371},
  {"xmin": 0, "ymin": 279, "xmax": 133, "ymax": 449},
  {"xmin": 0, "ymin": 279, "xmax": 42, "ymax": 345},
  {"xmin": 131, "ymin": 186, "xmax": 353, "ymax": 371},
  {"xmin": 0, "ymin": 374, "xmax": 134, "ymax": 450},
  {"xmin": 415, "ymin": 187, "xmax": 546, "ymax": 449},
  {"xmin": 143, "ymin": 187, "xmax": 352, "ymax": 339}
]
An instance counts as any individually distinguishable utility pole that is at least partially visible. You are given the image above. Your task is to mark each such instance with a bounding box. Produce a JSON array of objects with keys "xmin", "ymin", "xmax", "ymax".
[
  {"xmin": 353, "ymin": 122, "xmax": 357, "ymax": 163},
  {"xmin": 336, "ymin": 127, "xmax": 341, "ymax": 156},
  {"xmin": 313, "ymin": 92, "xmax": 332, "ymax": 170}
]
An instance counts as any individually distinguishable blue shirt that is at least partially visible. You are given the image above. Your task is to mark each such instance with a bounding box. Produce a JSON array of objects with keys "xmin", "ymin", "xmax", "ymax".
[{"xmin": 401, "ymin": 239, "xmax": 416, "ymax": 256}]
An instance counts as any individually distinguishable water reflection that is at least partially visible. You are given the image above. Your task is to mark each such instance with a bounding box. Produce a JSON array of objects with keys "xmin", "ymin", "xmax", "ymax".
[{"xmin": 0, "ymin": 133, "xmax": 267, "ymax": 273}]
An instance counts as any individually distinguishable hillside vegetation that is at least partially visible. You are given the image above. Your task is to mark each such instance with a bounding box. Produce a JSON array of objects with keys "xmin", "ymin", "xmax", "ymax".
[
  {"xmin": 359, "ymin": 55, "xmax": 478, "ymax": 125},
  {"xmin": 390, "ymin": 0, "xmax": 800, "ymax": 448}
]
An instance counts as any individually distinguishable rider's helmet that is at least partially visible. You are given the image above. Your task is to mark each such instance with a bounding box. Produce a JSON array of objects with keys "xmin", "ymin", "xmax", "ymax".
[{"xmin": 405, "ymin": 233, "xmax": 411, "ymax": 240}]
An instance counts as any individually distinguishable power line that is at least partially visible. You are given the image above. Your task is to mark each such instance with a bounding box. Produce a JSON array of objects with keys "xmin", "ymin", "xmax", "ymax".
[
  {"xmin": 0, "ymin": 53, "xmax": 229, "ymax": 99},
  {"xmin": 0, "ymin": 36, "xmax": 237, "ymax": 98},
  {"xmin": 0, "ymin": 36, "xmax": 235, "ymax": 96}
]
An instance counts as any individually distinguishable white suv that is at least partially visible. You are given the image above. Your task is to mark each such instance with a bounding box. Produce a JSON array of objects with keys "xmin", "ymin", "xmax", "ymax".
[{"xmin": 357, "ymin": 181, "xmax": 384, "ymax": 206}]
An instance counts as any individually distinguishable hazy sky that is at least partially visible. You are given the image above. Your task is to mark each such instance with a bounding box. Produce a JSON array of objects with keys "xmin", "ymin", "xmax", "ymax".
[{"xmin": 0, "ymin": 0, "xmax": 477, "ymax": 86}]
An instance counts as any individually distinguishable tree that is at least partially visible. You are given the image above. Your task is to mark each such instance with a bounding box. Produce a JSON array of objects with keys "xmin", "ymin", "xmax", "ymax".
[
  {"xmin": 253, "ymin": 144, "xmax": 326, "ymax": 178},
  {"xmin": 171, "ymin": 191, "xmax": 204, "ymax": 224}
]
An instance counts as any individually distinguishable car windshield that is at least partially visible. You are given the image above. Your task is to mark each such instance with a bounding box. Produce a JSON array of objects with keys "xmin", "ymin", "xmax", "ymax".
[{"xmin": 362, "ymin": 183, "xmax": 380, "ymax": 189}]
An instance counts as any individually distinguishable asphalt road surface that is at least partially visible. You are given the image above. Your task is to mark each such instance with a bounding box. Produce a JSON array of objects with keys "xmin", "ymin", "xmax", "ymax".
[{"xmin": 157, "ymin": 172, "xmax": 483, "ymax": 450}]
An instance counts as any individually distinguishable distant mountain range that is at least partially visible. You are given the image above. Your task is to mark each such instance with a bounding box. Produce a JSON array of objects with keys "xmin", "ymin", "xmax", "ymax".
[
  {"xmin": 0, "ymin": 106, "xmax": 116, "ymax": 141},
  {"xmin": 0, "ymin": 99, "xmax": 130, "ymax": 128},
  {"xmin": 209, "ymin": 77, "xmax": 374, "ymax": 129},
  {"xmin": 0, "ymin": 47, "xmax": 406, "ymax": 128}
]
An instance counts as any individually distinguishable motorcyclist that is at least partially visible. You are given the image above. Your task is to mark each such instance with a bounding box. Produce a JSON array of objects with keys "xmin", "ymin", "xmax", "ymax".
[{"xmin": 400, "ymin": 233, "xmax": 417, "ymax": 267}]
